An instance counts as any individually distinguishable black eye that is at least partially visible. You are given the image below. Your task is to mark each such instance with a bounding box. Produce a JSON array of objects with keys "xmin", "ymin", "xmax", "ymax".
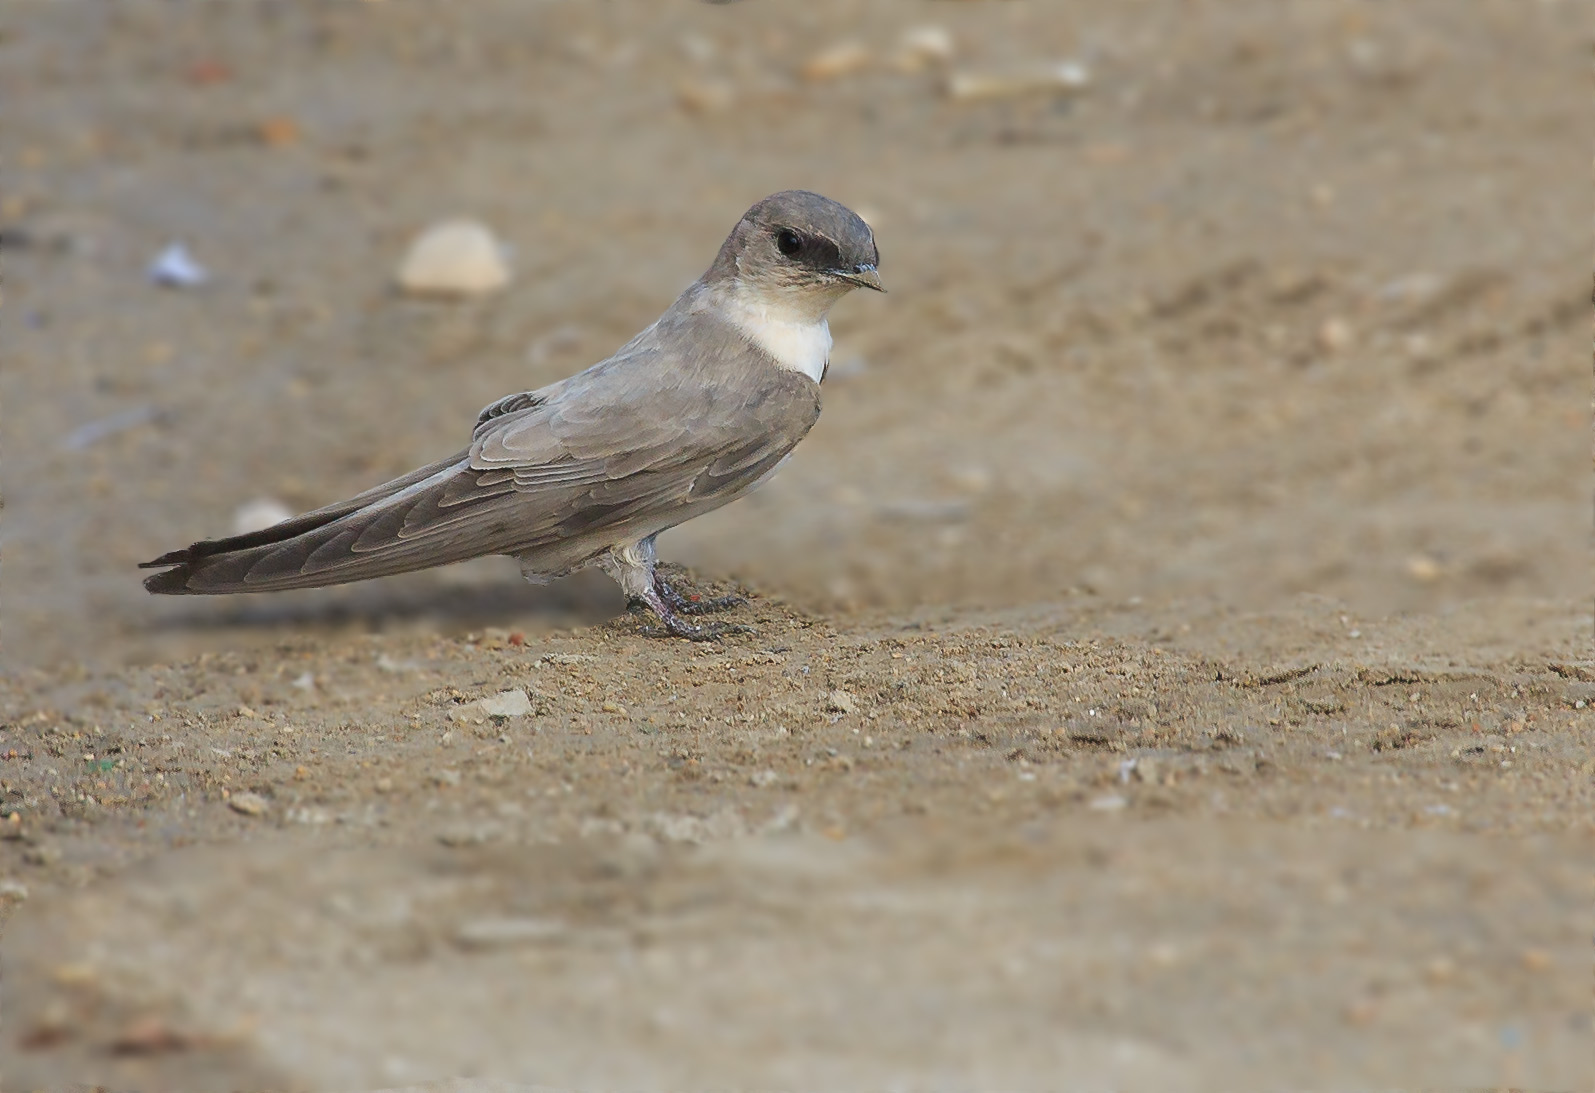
[{"xmin": 775, "ymin": 228, "xmax": 802, "ymax": 257}]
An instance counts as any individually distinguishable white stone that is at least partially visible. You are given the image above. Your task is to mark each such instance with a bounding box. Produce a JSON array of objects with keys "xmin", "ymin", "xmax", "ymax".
[
  {"xmin": 147, "ymin": 242, "xmax": 208, "ymax": 288},
  {"xmin": 800, "ymin": 40, "xmax": 871, "ymax": 82},
  {"xmin": 395, "ymin": 218, "xmax": 511, "ymax": 297},
  {"xmin": 232, "ymin": 497, "xmax": 295, "ymax": 536},
  {"xmin": 947, "ymin": 61, "xmax": 1091, "ymax": 103},
  {"xmin": 451, "ymin": 689, "xmax": 533, "ymax": 721},
  {"xmin": 893, "ymin": 25, "xmax": 955, "ymax": 71},
  {"xmin": 228, "ymin": 791, "xmax": 269, "ymax": 817},
  {"xmin": 677, "ymin": 78, "xmax": 736, "ymax": 114},
  {"xmin": 477, "ymin": 689, "xmax": 533, "ymax": 718}
]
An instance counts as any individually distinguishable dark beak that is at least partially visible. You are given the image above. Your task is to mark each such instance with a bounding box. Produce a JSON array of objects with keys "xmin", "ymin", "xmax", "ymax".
[{"xmin": 835, "ymin": 264, "xmax": 885, "ymax": 292}]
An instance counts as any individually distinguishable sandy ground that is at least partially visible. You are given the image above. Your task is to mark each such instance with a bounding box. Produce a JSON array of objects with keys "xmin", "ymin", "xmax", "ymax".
[{"xmin": 0, "ymin": 1, "xmax": 1590, "ymax": 1089}]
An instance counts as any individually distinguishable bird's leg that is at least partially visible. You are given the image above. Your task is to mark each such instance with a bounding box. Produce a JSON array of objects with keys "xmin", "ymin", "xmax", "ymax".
[
  {"xmin": 634, "ymin": 583, "xmax": 753, "ymax": 642},
  {"xmin": 646, "ymin": 538, "xmax": 746, "ymax": 615},
  {"xmin": 603, "ymin": 540, "xmax": 751, "ymax": 642},
  {"xmin": 653, "ymin": 570, "xmax": 748, "ymax": 616}
]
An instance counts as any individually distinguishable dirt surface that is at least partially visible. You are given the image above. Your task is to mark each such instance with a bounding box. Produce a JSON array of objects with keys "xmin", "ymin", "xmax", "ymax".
[{"xmin": 0, "ymin": 1, "xmax": 1589, "ymax": 1089}]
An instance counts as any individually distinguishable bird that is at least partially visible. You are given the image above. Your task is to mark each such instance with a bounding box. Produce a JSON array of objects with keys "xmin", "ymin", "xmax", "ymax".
[{"xmin": 141, "ymin": 190, "xmax": 884, "ymax": 640}]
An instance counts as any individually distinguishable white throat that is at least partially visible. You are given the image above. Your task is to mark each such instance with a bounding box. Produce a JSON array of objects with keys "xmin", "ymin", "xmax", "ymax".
[{"xmin": 722, "ymin": 287, "xmax": 834, "ymax": 383}]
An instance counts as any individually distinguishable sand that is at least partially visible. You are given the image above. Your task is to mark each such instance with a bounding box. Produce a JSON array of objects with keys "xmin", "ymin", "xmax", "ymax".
[{"xmin": 0, "ymin": 1, "xmax": 1588, "ymax": 1089}]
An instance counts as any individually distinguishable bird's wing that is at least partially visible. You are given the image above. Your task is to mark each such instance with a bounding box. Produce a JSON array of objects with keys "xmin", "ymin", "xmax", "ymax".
[
  {"xmin": 468, "ymin": 359, "xmax": 819, "ymax": 545},
  {"xmin": 142, "ymin": 343, "xmax": 820, "ymax": 594}
]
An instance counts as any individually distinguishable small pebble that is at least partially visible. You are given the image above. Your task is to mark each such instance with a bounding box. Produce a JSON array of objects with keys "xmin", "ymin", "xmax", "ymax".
[
  {"xmin": 1088, "ymin": 793, "xmax": 1127, "ymax": 811},
  {"xmin": 949, "ymin": 467, "xmax": 993, "ymax": 494},
  {"xmin": 800, "ymin": 40, "xmax": 872, "ymax": 82},
  {"xmin": 232, "ymin": 497, "xmax": 294, "ymax": 536},
  {"xmin": 454, "ymin": 916, "xmax": 567, "ymax": 949},
  {"xmin": 228, "ymin": 791, "xmax": 269, "ymax": 817},
  {"xmin": 147, "ymin": 242, "xmax": 208, "ymax": 288},
  {"xmin": 678, "ymin": 32, "xmax": 716, "ymax": 65},
  {"xmin": 1403, "ymin": 332, "xmax": 1435, "ymax": 360},
  {"xmin": 677, "ymin": 78, "xmax": 736, "ymax": 114},
  {"xmin": 186, "ymin": 58, "xmax": 231, "ymax": 86},
  {"xmin": 436, "ymin": 822, "xmax": 501, "ymax": 847},
  {"xmin": 762, "ymin": 803, "xmax": 802, "ymax": 834},
  {"xmin": 255, "ymin": 116, "xmax": 300, "ymax": 147},
  {"xmin": 1343, "ymin": 998, "xmax": 1378, "ymax": 1026},
  {"xmin": 112, "ymin": 1016, "xmax": 189, "ymax": 1054},
  {"xmin": 395, "ymin": 219, "xmax": 511, "ymax": 298},
  {"xmin": 947, "ymin": 61, "xmax": 1089, "ymax": 103},
  {"xmin": 1145, "ymin": 942, "xmax": 1180, "ymax": 967},
  {"xmin": 450, "ymin": 689, "xmax": 533, "ymax": 720},
  {"xmin": 892, "ymin": 25, "xmax": 955, "ymax": 71},
  {"xmin": 824, "ymin": 689, "xmax": 856, "ymax": 714},
  {"xmin": 1404, "ymin": 554, "xmax": 1443, "ymax": 582},
  {"xmin": 52, "ymin": 962, "xmax": 97, "ymax": 986},
  {"xmin": 1520, "ymin": 948, "xmax": 1552, "ymax": 972},
  {"xmin": 1317, "ymin": 316, "xmax": 1354, "ymax": 352},
  {"xmin": 0, "ymin": 877, "xmax": 28, "ymax": 901},
  {"xmin": 749, "ymin": 769, "xmax": 780, "ymax": 787}
]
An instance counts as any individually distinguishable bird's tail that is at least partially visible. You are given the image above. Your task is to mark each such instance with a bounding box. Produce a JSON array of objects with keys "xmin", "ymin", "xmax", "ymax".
[{"xmin": 140, "ymin": 450, "xmax": 488, "ymax": 594}]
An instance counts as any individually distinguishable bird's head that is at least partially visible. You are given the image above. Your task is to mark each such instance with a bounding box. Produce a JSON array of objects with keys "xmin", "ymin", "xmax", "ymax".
[{"xmin": 707, "ymin": 190, "xmax": 883, "ymax": 322}]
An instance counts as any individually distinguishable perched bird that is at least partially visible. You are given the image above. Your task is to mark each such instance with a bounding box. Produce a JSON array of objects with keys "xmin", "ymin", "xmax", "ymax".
[{"xmin": 141, "ymin": 190, "xmax": 883, "ymax": 639}]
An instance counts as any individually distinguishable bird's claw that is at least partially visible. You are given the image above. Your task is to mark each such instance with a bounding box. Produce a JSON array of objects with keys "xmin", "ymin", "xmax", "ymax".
[
  {"xmin": 655, "ymin": 577, "xmax": 747, "ymax": 616},
  {"xmin": 627, "ymin": 574, "xmax": 754, "ymax": 640}
]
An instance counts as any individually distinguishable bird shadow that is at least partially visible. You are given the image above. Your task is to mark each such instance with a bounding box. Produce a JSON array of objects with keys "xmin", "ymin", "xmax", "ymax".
[{"xmin": 139, "ymin": 568, "xmax": 624, "ymax": 636}]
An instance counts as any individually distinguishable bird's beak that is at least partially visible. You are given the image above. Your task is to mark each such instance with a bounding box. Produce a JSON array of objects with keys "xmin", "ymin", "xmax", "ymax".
[{"xmin": 835, "ymin": 264, "xmax": 885, "ymax": 292}]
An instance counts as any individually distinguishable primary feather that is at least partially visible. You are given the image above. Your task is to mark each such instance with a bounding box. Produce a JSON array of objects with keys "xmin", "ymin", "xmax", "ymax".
[{"xmin": 141, "ymin": 285, "xmax": 822, "ymax": 595}]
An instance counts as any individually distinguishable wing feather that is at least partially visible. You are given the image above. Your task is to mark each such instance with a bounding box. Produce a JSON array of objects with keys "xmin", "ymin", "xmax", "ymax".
[{"xmin": 143, "ymin": 307, "xmax": 821, "ymax": 595}]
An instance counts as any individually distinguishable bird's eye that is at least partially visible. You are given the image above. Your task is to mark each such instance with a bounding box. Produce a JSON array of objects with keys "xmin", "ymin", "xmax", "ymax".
[{"xmin": 775, "ymin": 228, "xmax": 803, "ymax": 257}]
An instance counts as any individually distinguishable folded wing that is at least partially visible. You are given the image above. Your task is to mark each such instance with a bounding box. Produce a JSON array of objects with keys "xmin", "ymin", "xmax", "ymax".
[{"xmin": 141, "ymin": 342, "xmax": 819, "ymax": 595}]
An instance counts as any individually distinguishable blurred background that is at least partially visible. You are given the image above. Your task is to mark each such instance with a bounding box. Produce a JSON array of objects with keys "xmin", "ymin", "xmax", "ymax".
[
  {"xmin": 1, "ymin": 0, "xmax": 1584, "ymax": 666},
  {"xmin": 0, "ymin": 4, "xmax": 1589, "ymax": 1090}
]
